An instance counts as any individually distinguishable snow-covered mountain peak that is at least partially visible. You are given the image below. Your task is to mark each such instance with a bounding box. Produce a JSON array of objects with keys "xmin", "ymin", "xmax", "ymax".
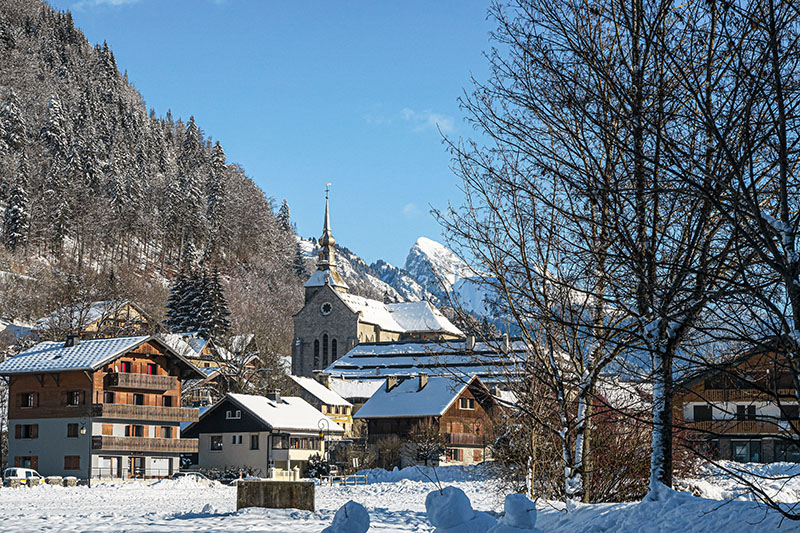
[{"xmin": 405, "ymin": 236, "xmax": 470, "ymax": 291}]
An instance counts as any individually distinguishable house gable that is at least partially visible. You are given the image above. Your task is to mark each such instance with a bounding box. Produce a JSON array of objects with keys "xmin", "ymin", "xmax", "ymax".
[{"xmin": 182, "ymin": 397, "xmax": 270, "ymax": 438}]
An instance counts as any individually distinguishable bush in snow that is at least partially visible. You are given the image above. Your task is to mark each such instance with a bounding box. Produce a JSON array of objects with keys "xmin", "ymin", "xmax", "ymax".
[
  {"xmin": 321, "ymin": 500, "xmax": 370, "ymax": 533},
  {"xmin": 425, "ymin": 485, "xmax": 496, "ymax": 533},
  {"xmin": 488, "ymin": 494, "xmax": 536, "ymax": 532},
  {"xmin": 306, "ymin": 453, "xmax": 331, "ymax": 479}
]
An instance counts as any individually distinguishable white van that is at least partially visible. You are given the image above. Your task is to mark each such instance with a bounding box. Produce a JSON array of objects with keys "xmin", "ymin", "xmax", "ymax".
[{"xmin": 3, "ymin": 467, "xmax": 41, "ymax": 485}]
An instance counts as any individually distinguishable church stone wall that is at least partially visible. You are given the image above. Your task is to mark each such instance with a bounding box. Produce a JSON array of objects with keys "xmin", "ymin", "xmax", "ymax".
[{"xmin": 292, "ymin": 285, "xmax": 358, "ymax": 377}]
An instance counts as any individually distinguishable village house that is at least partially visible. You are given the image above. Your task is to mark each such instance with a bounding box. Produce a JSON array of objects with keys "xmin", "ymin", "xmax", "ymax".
[
  {"xmin": 288, "ymin": 375, "xmax": 353, "ymax": 435},
  {"xmin": 291, "ymin": 194, "xmax": 462, "ymax": 377},
  {"xmin": 675, "ymin": 348, "xmax": 800, "ymax": 463},
  {"xmin": 181, "ymin": 392, "xmax": 344, "ymax": 477},
  {"xmin": 35, "ymin": 300, "xmax": 160, "ymax": 338},
  {"xmin": 0, "ymin": 335, "xmax": 203, "ymax": 479},
  {"xmin": 354, "ymin": 374, "xmax": 498, "ymax": 465}
]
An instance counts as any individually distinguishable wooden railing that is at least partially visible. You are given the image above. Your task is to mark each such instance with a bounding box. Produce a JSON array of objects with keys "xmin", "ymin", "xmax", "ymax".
[
  {"xmin": 698, "ymin": 389, "xmax": 796, "ymax": 402},
  {"xmin": 684, "ymin": 419, "xmax": 800, "ymax": 435},
  {"xmin": 92, "ymin": 435, "xmax": 198, "ymax": 453},
  {"xmin": 91, "ymin": 403, "xmax": 198, "ymax": 423},
  {"xmin": 105, "ymin": 372, "xmax": 177, "ymax": 391},
  {"xmin": 446, "ymin": 433, "xmax": 486, "ymax": 446}
]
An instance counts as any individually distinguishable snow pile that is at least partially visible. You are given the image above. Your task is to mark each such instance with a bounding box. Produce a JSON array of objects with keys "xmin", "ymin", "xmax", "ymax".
[
  {"xmin": 425, "ymin": 486, "xmax": 497, "ymax": 533},
  {"xmin": 148, "ymin": 476, "xmax": 220, "ymax": 489},
  {"xmin": 488, "ymin": 494, "xmax": 537, "ymax": 532},
  {"xmin": 679, "ymin": 461, "xmax": 800, "ymax": 503},
  {"xmin": 321, "ymin": 501, "xmax": 370, "ymax": 533},
  {"xmin": 357, "ymin": 464, "xmax": 488, "ymax": 484}
]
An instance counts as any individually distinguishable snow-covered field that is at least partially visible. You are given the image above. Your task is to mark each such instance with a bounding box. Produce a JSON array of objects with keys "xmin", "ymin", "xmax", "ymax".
[{"xmin": 0, "ymin": 466, "xmax": 798, "ymax": 532}]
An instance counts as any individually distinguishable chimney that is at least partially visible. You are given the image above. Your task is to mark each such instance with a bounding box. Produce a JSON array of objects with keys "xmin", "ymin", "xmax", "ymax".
[
  {"xmin": 501, "ymin": 333, "xmax": 510, "ymax": 352},
  {"xmin": 465, "ymin": 335, "xmax": 475, "ymax": 351},
  {"xmin": 64, "ymin": 334, "xmax": 81, "ymax": 348},
  {"xmin": 266, "ymin": 391, "xmax": 281, "ymax": 402},
  {"xmin": 317, "ymin": 373, "xmax": 332, "ymax": 389},
  {"xmin": 418, "ymin": 372, "xmax": 428, "ymax": 391},
  {"xmin": 386, "ymin": 376, "xmax": 399, "ymax": 392}
]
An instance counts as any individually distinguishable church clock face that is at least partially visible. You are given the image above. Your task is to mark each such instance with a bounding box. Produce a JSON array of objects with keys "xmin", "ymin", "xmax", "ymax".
[{"xmin": 320, "ymin": 302, "xmax": 333, "ymax": 316}]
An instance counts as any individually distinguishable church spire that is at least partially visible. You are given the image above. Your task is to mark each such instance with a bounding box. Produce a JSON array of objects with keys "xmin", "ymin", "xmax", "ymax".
[
  {"xmin": 317, "ymin": 183, "xmax": 336, "ymax": 269},
  {"xmin": 303, "ymin": 184, "xmax": 349, "ymax": 296}
]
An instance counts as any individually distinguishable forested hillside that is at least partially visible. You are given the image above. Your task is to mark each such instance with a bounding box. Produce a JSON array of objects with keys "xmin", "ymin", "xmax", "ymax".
[{"xmin": 0, "ymin": 0, "xmax": 302, "ymax": 355}]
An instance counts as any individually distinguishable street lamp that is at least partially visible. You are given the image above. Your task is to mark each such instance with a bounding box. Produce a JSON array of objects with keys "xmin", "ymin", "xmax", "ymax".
[{"xmin": 318, "ymin": 418, "xmax": 330, "ymax": 461}]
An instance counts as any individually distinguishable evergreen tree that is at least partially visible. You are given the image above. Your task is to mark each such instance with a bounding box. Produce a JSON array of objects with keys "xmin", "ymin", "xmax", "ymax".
[
  {"xmin": 206, "ymin": 141, "xmax": 226, "ymax": 256},
  {"xmin": 197, "ymin": 266, "xmax": 231, "ymax": 339},
  {"xmin": 0, "ymin": 89, "xmax": 25, "ymax": 154},
  {"xmin": 3, "ymin": 151, "xmax": 30, "ymax": 250},
  {"xmin": 278, "ymin": 198, "xmax": 291, "ymax": 231}
]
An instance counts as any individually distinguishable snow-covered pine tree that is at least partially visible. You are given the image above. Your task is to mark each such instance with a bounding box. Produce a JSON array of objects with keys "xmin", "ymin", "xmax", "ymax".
[
  {"xmin": 206, "ymin": 141, "xmax": 226, "ymax": 257},
  {"xmin": 278, "ymin": 199, "xmax": 291, "ymax": 231},
  {"xmin": 3, "ymin": 150, "xmax": 31, "ymax": 250},
  {"xmin": 197, "ymin": 266, "xmax": 230, "ymax": 339},
  {"xmin": 0, "ymin": 89, "xmax": 25, "ymax": 154}
]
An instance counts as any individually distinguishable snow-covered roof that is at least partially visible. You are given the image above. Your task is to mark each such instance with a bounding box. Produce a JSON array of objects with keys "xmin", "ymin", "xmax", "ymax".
[
  {"xmin": 162, "ymin": 333, "xmax": 201, "ymax": 359},
  {"xmin": 0, "ymin": 335, "xmax": 204, "ymax": 377},
  {"xmin": 386, "ymin": 301, "xmax": 463, "ymax": 336},
  {"xmin": 334, "ymin": 292, "xmax": 462, "ymax": 336},
  {"xmin": 0, "ymin": 318, "xmax": 33, "ymax": 342},
  {"xmin": 227, "ymin": 393, "xmax": 344, "ymax": 434},
  {"xmin": 323, "ymin": 338, "xmax": 528, "ymax": 382},
  {"xmin": 354, "ymin": 375, "xmax": 472, "ymax": 419},
  {"xmin": 304, "ymin": 269, "xmax": 349, "ymax": 290},
  {"xmin": 337, "ymin": 293, "xmax": 405, "ymax": 332},
  {"xmin": 34, "ymin": 300, "xmax": 145, "ymax": 331},
  {"xmin": 0, "ymin": 335, "xmax": 147, "ymax": 374},
  {"xmin": 289, "ymin": 376, "xmax": 352, "ymax": 407},
  {"xmin": 328, "ymin": 378, "xmax": 384, "ymax": 401}
]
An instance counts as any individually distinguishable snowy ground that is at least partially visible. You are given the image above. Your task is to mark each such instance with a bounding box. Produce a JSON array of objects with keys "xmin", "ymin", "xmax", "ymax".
[{"xmin": 0, "ymin": 465, "xmax": 798, "ymax": 532}]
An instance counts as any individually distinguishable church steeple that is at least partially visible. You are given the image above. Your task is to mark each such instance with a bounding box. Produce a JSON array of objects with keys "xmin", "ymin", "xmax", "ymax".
[
  {"xmin": 317, "ymin": 185, "xmax": 336, "ymax": 269},
  {"xmin": 303, "ymin": 184, "xmax": 349, "ymax": 298}
]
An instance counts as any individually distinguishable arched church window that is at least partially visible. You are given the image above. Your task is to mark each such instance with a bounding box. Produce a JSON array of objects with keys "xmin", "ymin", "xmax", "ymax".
[
  {"xmin": 322, "ymin": 334, "xmax": 329, "ymax": 366},
  {"xmin": 332, "ymin": 339, "xmax": 338, "ymax": 360},
  {"xmin": 314, "ymin": 339, "xmax": 320, "ymax": 368}
]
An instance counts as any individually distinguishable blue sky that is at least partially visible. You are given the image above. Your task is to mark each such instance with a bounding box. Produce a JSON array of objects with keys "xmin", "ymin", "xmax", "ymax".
[{"xmin": 47, "ymin": 0, "xmax": 494, "ymax": 266}]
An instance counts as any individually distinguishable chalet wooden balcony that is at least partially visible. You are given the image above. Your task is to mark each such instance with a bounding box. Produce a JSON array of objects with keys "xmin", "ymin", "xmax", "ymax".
[
  {"xmin": 92, "ymin": 435, "xmax": 198, "ymax": 453},
  {"xmin": 91, "ymin": 403, "xmax": 198, "ymax": 423},
  {"xmin": 445, "ymin": 433, "xmax": 486, "ymax": 446},
  {"xmin": 105, "ymin": 372, "xmax": 177, "ymax": 391},
  {"xmin": 684, "ymin": 419, "xmax": 800, "ymax": 435},
  {"xmin": 698, "ymin": 388, "xmax": 796, "ymax": 402}
]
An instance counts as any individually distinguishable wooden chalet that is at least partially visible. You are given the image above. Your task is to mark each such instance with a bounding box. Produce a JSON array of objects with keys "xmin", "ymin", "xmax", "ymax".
[
  {"xmin": 0, "ymin": 335, "xmax": 204, "ymax": 479},
  {"xmin": 34, "ymin": 300, "xmax": 159, "ymax": 338},
  {"xmin": 675, "ymin": 349, "xmax": 800, "ymax": 463},
  {"xmin": 354, "ymin": 374, "xmax": 498, "ymax": 465}
]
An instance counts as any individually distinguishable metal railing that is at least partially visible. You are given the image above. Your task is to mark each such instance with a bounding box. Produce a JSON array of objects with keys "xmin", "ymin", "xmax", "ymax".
[
  {"xmin": 321, "ymin": 474, "xmax": 368, "ymax": 486},
  {"xmin": 90, "ymin": 467, "xmax": 176, "ymax": 480}
]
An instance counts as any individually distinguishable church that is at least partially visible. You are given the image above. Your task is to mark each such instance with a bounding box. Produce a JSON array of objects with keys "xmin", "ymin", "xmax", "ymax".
[{"xmin": 291, "ymin": 194, "xmax": 463, "ymax": 377}]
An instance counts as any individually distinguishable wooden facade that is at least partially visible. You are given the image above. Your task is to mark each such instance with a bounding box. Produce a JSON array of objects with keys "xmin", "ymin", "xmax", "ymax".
[
  {"xmin": 5, "ymin": 337, "xmax": 201, "ymax": 479},
  {"xmin": 362, "ymin": 377, "xmax": 497, "ymax": 465},
  {"xmin": 675, "ymin": 351, "xmax": 800, "ymax": 463}
]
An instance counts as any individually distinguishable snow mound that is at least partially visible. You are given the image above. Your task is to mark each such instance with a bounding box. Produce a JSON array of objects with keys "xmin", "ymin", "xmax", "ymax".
[
  {"xmin": 425, "ymin": 485, "xmax": 497, "ymax": 533},
  {"xmin": 149, "ymin": 476, "xmax": 219, "ymax": 489},
  {"xmin": 357, "ymin": 464, "xmax": 488, "ymax": 484},
  {"xmin": 488, "ymin": 494, "xmax": 536, "ymax": 532},
  {"xmin": 321, "ymin": 500, "xmax": 370, "ymax": 533}
]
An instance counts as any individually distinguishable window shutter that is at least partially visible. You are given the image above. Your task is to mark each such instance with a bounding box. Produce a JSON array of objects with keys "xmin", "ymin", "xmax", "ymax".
[
  {"xmin": 14, "ymin": 425, "xmax": 21, "ymax": 439},
  {"xmin": 80, "ymin": 390, "xmax": 86, "ymax": 405},
  {"xmin": 31, "ymin": 425, "xmax": 38, "ymax": 439},
  {"xmin": 34, "ymin": 393, "xmax": 39, "ymax": 407}
]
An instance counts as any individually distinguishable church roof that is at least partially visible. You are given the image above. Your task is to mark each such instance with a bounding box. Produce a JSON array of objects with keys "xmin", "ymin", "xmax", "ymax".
[
  {"xmin": 386, "ymin": 301, "xmax": 463, "ymax": 336},
  {"xmin": 334, "ymin": 292, "xmax": 463, "ymax": 336},
  {"xmin": 304, "ymin": 269, "xmax": 350, "ymax": 290},
  {"xmin": 337, "ymin": 292, "xmax": 405, "ymax": 332}
]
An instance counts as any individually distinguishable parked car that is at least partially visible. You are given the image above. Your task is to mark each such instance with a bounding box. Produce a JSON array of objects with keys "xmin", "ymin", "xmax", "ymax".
[
  {"xmin": 170, "ymin": 472, "xmax": 209, "ymax": 481},
  {"xmin": 3, "ymin": 467, "xmax": 42, "ymax": 485}
]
